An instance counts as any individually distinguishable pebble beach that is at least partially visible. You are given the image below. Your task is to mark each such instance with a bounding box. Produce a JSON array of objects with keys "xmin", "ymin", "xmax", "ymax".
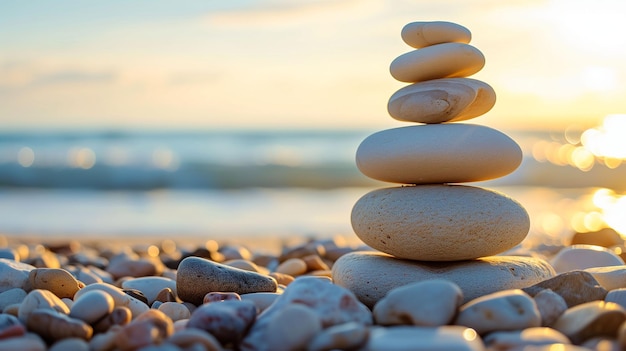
[{"xmin": 3, "ymin": 19, "xmax": 626, "ymax": 351}]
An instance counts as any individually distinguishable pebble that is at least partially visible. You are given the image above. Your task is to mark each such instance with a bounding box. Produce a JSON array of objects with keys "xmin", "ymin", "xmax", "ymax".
[
  {"xmin": 0, "ymin": 288, "xmax": 27, "ymax": 312},
  {"xmin": 92, "ymin": 306, "xmax": 132, "ymax": 333},
  {"xmin": 356, "ymin": 125, "xmax": 522, "ymax": 185},
  {"xmin": 0, "ymin": 334, "xmax": 47, "ymax": 351},
  {"xmin": 167, "ymin": 328, "xmax": 223, "ymax": 351},
  {"xmin": 27, "ymin": 268, "xmax": 84, "ymax": 299},
  {"xmin": 74, "ymin": 282, "xmax": 149, "ymax": 319},
  {"xmin": 49, "ymin": 337, "xmax": 90, "ymax": 351},
  {"xmin": 307, "ymin": 322, "xmax": 369, "ymax": 351},
  {"xmin": 18, "ymin": 289, "xmax": 70, "ymax": 323},
  {"xmin": 522, "ymin": 270, "xmax": 608, "ymax": 307},
  {"xmin": 584, "ymin": 265, "xmax": 626, "ymax": 291},
  {"xmin": 186, "ymin": 299, "xmax": 256, "ymax": 346},
  {"xmin": 203, "ymin": 291, "xmax": 241, "ymax": 304},
  {"xmin": 552, "ymin": 300, "xmax": 626, "ymax": 344},
  {"xmin": 69, "ymin": 289, "xmax": 115, "ymax": 324},
  {"xmin": 0, "ymin": 248, "xmax": 20, "ymax": 261},
  {"xmin": 107, "ymin": 256, "xmax": 162, "ymax": 279},
  {"xmin": 390, "ymin": 43, "xmax": 485, "ymax": 83},
  {"xmin": 365, "ymin": 325, "xmax": 485, "ymax": 351},
  {"xmin": 121, "ymin": 276, "xmax": 177, "ymax": 305},
  {"xmin": 533, "ymin": 288, "xmax": 568, "ymax": 327},
  {"xmin": 373, "ymin": 279, "xmax": 463, "ymax": 326},
  {"xmin": 333, "ymin": 251, "xmax": 555, "ymax": 307},
  {"xmin": 387, "ymin": 78, "xmax": 496, "ymax": 124},
  {"xmin": 351, "ymin": 185, "xmax": 529, "ymax": 261},
  {"xmin": 401, "ymin": 21, "xmax": 471, "ymax": 48},
  {"xmin": 176, "ymin": 256, "xmax": 277, "ymax": 305},
  {"xmin": 240, "ymin": 292, "xmax": 280, "ymax": 312},
  {"xmin": 116, "ymin": 309, "xmax": 174, "ymax": 351},
  {"xmin": 549, "ymin": 245, "xmax": 625, "ymax": 273},
  {"xmin": 240, "ymin": 277, "xmax": 372, "ymax": 351},
  {"xmin": 157, "ymin": 302, "xmax": 190, "ymax": 322},
  {"xmin": 606, "ymin": 288, "xmax": 626, "ymax": 310},
  {"xmin": 266, "ymin": 304, "xmax": 322, "ymax": 351},
  {"xmin": 155, "ymin": 287, "xmax": 177, "ymax": 303},
  {"xmin": 0, "ymin": 258, "xmax": 35, "ymax": 293},
  {"xmin": 269, "ymin": 272, "xmax": 295, "ymax": 286},
  {"xmin": 302, "ymin": 254, "xmax": 329, "ymax": 271},
  {"xmin": 482, "ymin": 327, "xmax": 571, "ymax": 349},
  {"xmin": 26, "ymin": 309, "xmax": 93, "ymax": 342},
  {"xmin": 0, "ymin": 313, "xmax": 25, "ymax": 339},
  {"xmin": 454, "ymin": 289, "xmax": 541, "ymax": 334},
  {"xmin": 570, "ymin": 228, "xmax": 624, "ymax": 248},
  {"xmin": 275, "ymin": 258, "xmax": 307, "ymax": 276}
]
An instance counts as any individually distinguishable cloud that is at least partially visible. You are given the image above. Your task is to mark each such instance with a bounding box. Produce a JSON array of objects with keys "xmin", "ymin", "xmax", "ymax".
[{"xmin": 0, "ymin": 60, "xmax": 118, "ymax": 88}]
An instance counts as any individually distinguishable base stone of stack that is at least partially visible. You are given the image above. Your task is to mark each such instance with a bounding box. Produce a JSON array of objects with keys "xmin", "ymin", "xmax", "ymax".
[
  {"xmin": 351, "ymin": 185, "xmax": 530, "ymax": 261},
  {"xmin": 332, "ymin": 251, "xmax": 555, "ymax": 308}
]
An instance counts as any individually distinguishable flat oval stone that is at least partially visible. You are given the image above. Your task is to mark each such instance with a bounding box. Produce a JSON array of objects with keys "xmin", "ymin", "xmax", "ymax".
[
  {"xmin": 0, "ymin": 259, "xmax": 35, "ymax": 293},
  {"xmin": 550, "ymin": 245, "xmax": 625, "ymax": 273},
  {"xmin": 390, "ymin": 43, "xmax": 485, "ymax": 83},
  {"xmin": 401, "ymin": 21, "xmax": 471, "ymax": 48},
  {"xmin": 356, "ymin": 124, "xmax": 522, "ymax": 184},
  {"xmin": 69, "ymin": 290, "xmax": 114, "ymax": 324},
  {"xmin": 73, "ymin": 283, "xmax": 149, "ymax": 319},
  {"xmin": 332, "ymin": 251, "xmax": 555, "ymax": 308},
  {"xmin": 351, "ymin": 185, "xmax": 529, "ymax": 261},
  {"xmin": 365, "ymin": 326, "xmax": 484, "ymax": 351},
  {"xmin": 585, "ymin": 265, "xmax": 626, "ymax": 291},
  {"xmin": 455, "ymin": 289, "xmax": 541, "ymax": 334},
  {"xmin": 373, "ymin": 279, "xmax": 463, "ymax": 326},
  {"xmin": 28, "ymin": 268, "xmax": 83, "ymax": 299},
  {"xmin": 176, "ymin": 256, "xmax": 277, "ymax": 306},
  {"xmin": 387, "ymin": 78, "xmax": 496, "ymax": 123}
]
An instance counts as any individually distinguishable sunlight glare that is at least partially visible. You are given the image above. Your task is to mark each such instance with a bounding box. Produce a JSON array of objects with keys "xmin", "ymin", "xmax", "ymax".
[{"xmin": 581, "ymin": 114, "xmax": 626, "ymax": 159}]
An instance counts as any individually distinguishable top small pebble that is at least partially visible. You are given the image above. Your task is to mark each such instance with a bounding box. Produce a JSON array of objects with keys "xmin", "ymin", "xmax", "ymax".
[{"xmin": 401, "ymin": 21, "xmax": 471, "ymax": 48}]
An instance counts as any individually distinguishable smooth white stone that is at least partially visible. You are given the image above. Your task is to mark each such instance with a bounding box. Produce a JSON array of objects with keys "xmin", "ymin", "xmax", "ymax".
[
  {"xmin": 240, "ymin": 292, "xmax": 281, "ymax": 313},
  {"xmin": 390, "ymin": 43, "xmax": 485, "ymax": 83},
  {"xmin": 585, "ymin": 265, "xmax": 626, "ymax": 291},
  {"xmin": 401, "ymin": 21, "xmax": 471, "ymax": 48},
  {"xmin": 606, "ymin": 288, "xmax": 626, "ymax": 310},
  {"xmin": 550, "ymin": 245, "xmax": 625, "ymax": 273},
  {"xmin": 266, "ymin": 304, "xmax": 322, "ymax": 351},
  {"xmin": 388, "ymin": 78, "xmax": 496, "ymax": 123},
  {"xmin": 121, "ymin": 276, "xmax": 177, "ymax": 305},
  {"xmin": 356, "ymin": 124, "xmax": 522, "ymax": 185},
  {"xmin": 74, "ymin": 283, "xmax": 148, "ymax": 319},
  {"xmin": 483, "ymin": 328, "xmax": 571, "ymax": 349},
  {"xmin": 158, "ymin": 302, "xmax": 190, "ymax": 322},
  {"xmin": 70, "ymin": 290, "xmax": 114, "ymax": 324},
  {"xmin": 533, "ymin": 289, "xmax": 567, "ymax": 327},
  {"xmin": 351, "ymin": 185, "xmax": 529, "ymax": 261},
  {"xmin": 0, "ymin": 288, "xmax": 27, "ymax": 312},
  {"xmin": 373, "ymin": 279, "xmax": 463, "ymax": 326},
  {"xmin": 455, "ymin": 290, "xmax": 541, "ymax": 334},
  {"xmin": 0, "ymin": 259, "xmax": 35, "ymax": 293},
  {"xmin": 365, "ymin": 326, "xmax": 485, "ymax": 351},
  {"xmin": 332, "ymin": 251, "xmax": 555, "ymax": 308},
  {"xmin": 18, "ymin": 289, "xmax": 70, "ymax": 323},
  {"xmin": 240, "ymin": 277, "xmax": 372, "ymax": 351},
  {"xmin": 307, "ymin": 322, "xmax": 369, "ymax": 351}
]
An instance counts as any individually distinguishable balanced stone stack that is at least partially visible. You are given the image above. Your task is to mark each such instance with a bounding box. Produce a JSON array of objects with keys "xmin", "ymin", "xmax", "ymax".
[{"xmin": 332, "ymin": 21, "xmax": 555, "ymax": 307}]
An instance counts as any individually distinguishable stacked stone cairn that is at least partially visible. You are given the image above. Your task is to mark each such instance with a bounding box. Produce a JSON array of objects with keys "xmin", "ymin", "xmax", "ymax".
[{"xmin": 332, "ymin": 21, "xmax": 556, "ymax": 307}]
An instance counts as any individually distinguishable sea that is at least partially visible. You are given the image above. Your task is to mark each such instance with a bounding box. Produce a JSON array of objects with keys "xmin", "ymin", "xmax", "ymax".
[{"xmin": 1, "ymin": 127, "xmax": 626, "ymax": 248}]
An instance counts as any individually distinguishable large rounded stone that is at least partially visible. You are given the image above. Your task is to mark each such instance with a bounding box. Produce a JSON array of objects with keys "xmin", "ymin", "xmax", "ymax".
[
  {"xmin": 351, "ymin": 185, "xmax": 529, "ymax": 261},
  {"xmin": 401, "ymin": 21, "xmax": 471, "ymax": 49},
  {"xmin": 387, "ymin": 78, "xmax": 496, "ymax": 124},
  {"xmin": 332, "ymin": 251, "xmax": 555, "ymax": 308},
  {"xmin": 390, "ymin": 43, "xmax": 485, "ymax": 83},
  {"xmin": 176, "ymin": 256, "xmax": 277, "ymax": 305},
  {"xmin": 356, "ymin": 124, "xmax": 522, "ymax": 185}
]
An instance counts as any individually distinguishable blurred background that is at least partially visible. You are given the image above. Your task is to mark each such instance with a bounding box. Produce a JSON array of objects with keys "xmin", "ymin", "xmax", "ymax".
[{"xmin": 2, "ymin": 0, "xmax": 626, "ymax": 247}]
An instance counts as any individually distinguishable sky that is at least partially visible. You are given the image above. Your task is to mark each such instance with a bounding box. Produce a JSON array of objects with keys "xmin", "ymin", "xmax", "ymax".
[{"xmin": 2, "ymin": 0, "xmax": 626, "ymax": 132}]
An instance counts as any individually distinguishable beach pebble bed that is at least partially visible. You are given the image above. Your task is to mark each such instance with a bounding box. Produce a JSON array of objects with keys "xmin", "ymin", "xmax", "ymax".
[{"xmin": 0, "ymin": 234, "xmax": 622, "ymax": 350}]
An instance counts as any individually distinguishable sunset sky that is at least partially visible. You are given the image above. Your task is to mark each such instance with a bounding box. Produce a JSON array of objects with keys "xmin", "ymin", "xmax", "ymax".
[{"xmin": 2, "ymin": 0, "xmax": 626, "ymax": 131}]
